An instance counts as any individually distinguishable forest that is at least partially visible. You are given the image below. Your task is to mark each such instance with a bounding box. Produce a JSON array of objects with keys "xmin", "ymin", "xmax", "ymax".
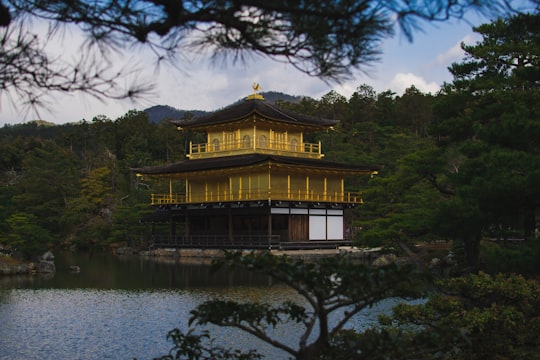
[{"xmin": 0, "ymin": 13, "xmax": 539, "ymax": 276}]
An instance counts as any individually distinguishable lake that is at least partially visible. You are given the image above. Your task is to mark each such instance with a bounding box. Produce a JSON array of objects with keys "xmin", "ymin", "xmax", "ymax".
[{"xmin": 0, "ymin": 251, "xmax": 413, "ymax": 359}]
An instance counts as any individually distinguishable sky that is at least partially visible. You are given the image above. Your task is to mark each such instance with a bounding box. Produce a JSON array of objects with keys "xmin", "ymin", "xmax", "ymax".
[{"xmin": 0, "ymin": 14, "xmax": 488, "ymax": 126}]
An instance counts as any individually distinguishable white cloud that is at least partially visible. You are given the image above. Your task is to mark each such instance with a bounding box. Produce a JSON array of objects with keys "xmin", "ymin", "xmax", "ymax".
[
  {"xmin": 389, "ymin": 73, "xmax": 441, "ymax": 95},
  {"xmin": 435, "ymin": 34, "xmax": 478, "ymax": 66}
]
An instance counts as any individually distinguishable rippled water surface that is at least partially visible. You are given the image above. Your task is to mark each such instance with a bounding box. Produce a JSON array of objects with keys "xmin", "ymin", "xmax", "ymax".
[
  {"xmin": 1, "ymin": 288, "xmax": 196, "ymax": 359},
  {"xmin": 0, "ymin": 252, "xmax": 412, "ymax": 359}
]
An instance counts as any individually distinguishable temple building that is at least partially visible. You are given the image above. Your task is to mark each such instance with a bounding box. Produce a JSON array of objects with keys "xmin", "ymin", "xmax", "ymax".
[{"xmin": 134, "ymin": 87, "xmax": 378, "ymax": 249}]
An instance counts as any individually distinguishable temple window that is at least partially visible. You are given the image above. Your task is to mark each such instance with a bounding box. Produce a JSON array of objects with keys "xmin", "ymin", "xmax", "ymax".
[
  {"xmin": 275, "ymin": 132, "xmax": 286, "ymax": 148},
  {"xmin": 224, "ymin": 132, "xmax": 235, "ymax": 149},
  {"xmin": 212, "ymin": 139, "xmax": 220, "ymax": 151},
  {"xmin": 242, "ymin": 135, "xmax": 251, "ymax": 148},
  {"xmin": 259, "ymin": 135, "xmax": 268, "ymax": 148}
]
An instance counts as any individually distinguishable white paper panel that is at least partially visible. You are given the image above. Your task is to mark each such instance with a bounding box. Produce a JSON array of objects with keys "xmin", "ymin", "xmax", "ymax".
[
  {"xmin": 309, "ymin": 216, "xmax": 326, "ymax": 240},
  {"xmin": 327, "ymin": 216, "xmax": 343, "ymax": 240}
]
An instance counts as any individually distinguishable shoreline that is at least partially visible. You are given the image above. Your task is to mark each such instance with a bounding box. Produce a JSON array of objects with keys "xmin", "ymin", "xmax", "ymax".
[
  {"xmin": 1, "ymin": 246, "xmax": 386, "ymax": 276},
  {"xmin": 119, "ymin": 246, "xmax": 383, "ymax": 261}
]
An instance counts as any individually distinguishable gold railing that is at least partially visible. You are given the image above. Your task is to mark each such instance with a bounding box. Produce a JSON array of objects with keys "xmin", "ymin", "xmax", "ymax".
[
  {"xmin": 151, "ymin": 190, "xmax": 363, "ymax": 205},
  {"xmin": 188, "ymin": 139, "xmax": 322, "ymax": 159}
]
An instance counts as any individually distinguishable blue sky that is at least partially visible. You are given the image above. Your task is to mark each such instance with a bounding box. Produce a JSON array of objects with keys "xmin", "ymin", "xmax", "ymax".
[{"xmin": 0, "ymin": 14, "xmax": 491, "ymax": 125}]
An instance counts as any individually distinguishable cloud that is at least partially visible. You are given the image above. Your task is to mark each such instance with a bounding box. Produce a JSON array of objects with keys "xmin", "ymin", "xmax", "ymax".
[
  {"xmin": 434, "ymin": 34, "xmax": 479, "ymax": 66},
  {"xmin": 153, "ymin": 56, "xmax": 330, "ymax": 112},
  {"xmin": 389, "ymin": 73, "xmax": 441, "ymax": 94},
  {"xmin": 436, "ymin": 42, "xmax": 464, "ymax": 65}
]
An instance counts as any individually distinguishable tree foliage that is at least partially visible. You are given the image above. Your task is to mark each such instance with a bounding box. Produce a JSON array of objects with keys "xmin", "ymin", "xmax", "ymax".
[
  {"xmin": 158, "ymin": 253, "xmax": 540, "ymax": 360},
  {"xmin": 1, "ymin": 212, "xmax": 54, "ymax": 256},
  {"xmin": 0, "ymin": 110, "xmax": 185, "ymax": 256},
  {"xmin": 383, "ymin": 272, "xmax": 540, "ymax": 359},
  {"xmin": 429, "ymin": 12, "xmax": 540, "ymax": 267},
  {"xmin": 160, "ymin": 251, "xmax": 426, "ymax": 360}
]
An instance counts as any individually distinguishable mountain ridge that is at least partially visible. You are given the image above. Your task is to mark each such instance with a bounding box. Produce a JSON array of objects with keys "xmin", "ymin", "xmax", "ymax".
[{"xmin": 143, "ymin": 91, "xmax": 306, "ymax": 124}]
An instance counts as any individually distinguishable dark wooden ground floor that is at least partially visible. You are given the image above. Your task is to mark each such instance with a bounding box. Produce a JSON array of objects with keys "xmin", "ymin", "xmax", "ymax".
[{"xmin": 141, "ymin": 201, "xmax": 354, "ymax": 249}]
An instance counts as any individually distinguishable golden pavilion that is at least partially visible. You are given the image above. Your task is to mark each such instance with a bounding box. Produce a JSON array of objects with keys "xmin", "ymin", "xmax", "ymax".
[{"xmin": 134, "ymin": 87, "xmax": 378, "ymax": 249}]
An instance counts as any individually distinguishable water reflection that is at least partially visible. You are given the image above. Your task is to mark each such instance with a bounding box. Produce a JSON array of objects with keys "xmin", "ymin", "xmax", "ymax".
[
  {"xmin": 0, "ymin": 251, "xmax": 276, "ymax": 290},
  {"xmin": 0, "ymin": 252, "xmax": 299, "ymax": 359}
]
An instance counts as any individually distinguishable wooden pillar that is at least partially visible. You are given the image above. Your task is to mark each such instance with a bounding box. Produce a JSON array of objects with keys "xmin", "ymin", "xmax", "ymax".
[
  {"xmin": 228, "ymin": 207, "xmax": 233, "ymax": 241},
  {"xmin": 239, "ymin": 176, "xmax": 242, "ymax": 200},
  {"xmin": 253, "ymin": 124, "xmax": 257, "ymax": 151},
  {"xmin": 268, "ymin": 211, "xmax": 273, "ymax": 247},
  {"xmin": 268, "ymin": 164, "xmax": 272, "ymax": 201},
  {"xmin": 287, "ymin": 175, "xmax": 291, "ymax": 199},
  {"xmin": 305, "ymin": 176, "xmax": 309, "ymax": 200},
  {"xmin": 229, "ymin": 176, "xmax": 233, "ymax": 201}
]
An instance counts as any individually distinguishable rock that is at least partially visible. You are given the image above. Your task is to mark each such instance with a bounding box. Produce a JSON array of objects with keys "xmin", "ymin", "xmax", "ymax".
[
  {"xmin": 151, "ymin": 248, "xmax": 178, "ymax": 257},
  {"xmin": 372, "ymin": 254, "xmax": 397, "ymax": 267},
  {"xmin": 69, "ymin": 265, "xmax": 80, "ymax": 273},
  {"xmin": 40, "ymin": 250, "xmax": 55, "ymax": 261},
  {"xmin": 37, "ymin": 260, "xmax": 55, "ymax": 273},
  {"xmin": 444, "ymin": 251, "xmax": 456, "ymax": 265},
  {"xmin": 0, "ymin": 260, "xmax": 34, "ymax": 274}
]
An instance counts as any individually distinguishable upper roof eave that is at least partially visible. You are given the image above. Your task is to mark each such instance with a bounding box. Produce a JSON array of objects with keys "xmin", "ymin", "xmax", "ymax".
[{"xmin": 171, "ymin": 98, "xmax": 336, "ymax": 130}]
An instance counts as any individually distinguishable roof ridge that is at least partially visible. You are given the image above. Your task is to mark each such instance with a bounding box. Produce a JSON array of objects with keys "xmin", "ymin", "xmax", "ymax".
[{"xmin": 260, "ymin": 100, "xmax": 299, "ymax": 122}]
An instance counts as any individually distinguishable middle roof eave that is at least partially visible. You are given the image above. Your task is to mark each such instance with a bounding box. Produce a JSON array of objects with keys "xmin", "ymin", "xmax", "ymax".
[{"xmin": 133, "ymin": 153, "xmax": 380, "ymax": 176}]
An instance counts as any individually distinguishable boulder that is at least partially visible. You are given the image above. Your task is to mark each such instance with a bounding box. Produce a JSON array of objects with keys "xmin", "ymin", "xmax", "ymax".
[
  {"xmin": 372, "ymin": 253, "xmax": 398, "ymax": 267},
  {"xmin": 37, "ymin": 260, "xmax": 55, "ymax": 273},
  {"xmin": 40, "ymin": 250, "xmax": 55, "ymax": 262}
]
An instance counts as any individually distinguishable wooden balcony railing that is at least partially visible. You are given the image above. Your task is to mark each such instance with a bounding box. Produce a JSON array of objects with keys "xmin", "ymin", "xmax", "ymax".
[
  {"xmin": 187, "ymin": 139, "xmax": 322, "ymax": 159},
  {"xmin": 151, "ymin": 190, "xmax": 363, "ymax": 205}
]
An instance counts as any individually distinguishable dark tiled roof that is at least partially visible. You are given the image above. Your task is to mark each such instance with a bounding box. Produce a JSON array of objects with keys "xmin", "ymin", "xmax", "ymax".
[
  {"xmin": 172, "ymin": 99, "xmax": 336, "ymax": 129},
  {"xmin": 133, "ymin": 154, "xmax": 379, "ymax": 175}
]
